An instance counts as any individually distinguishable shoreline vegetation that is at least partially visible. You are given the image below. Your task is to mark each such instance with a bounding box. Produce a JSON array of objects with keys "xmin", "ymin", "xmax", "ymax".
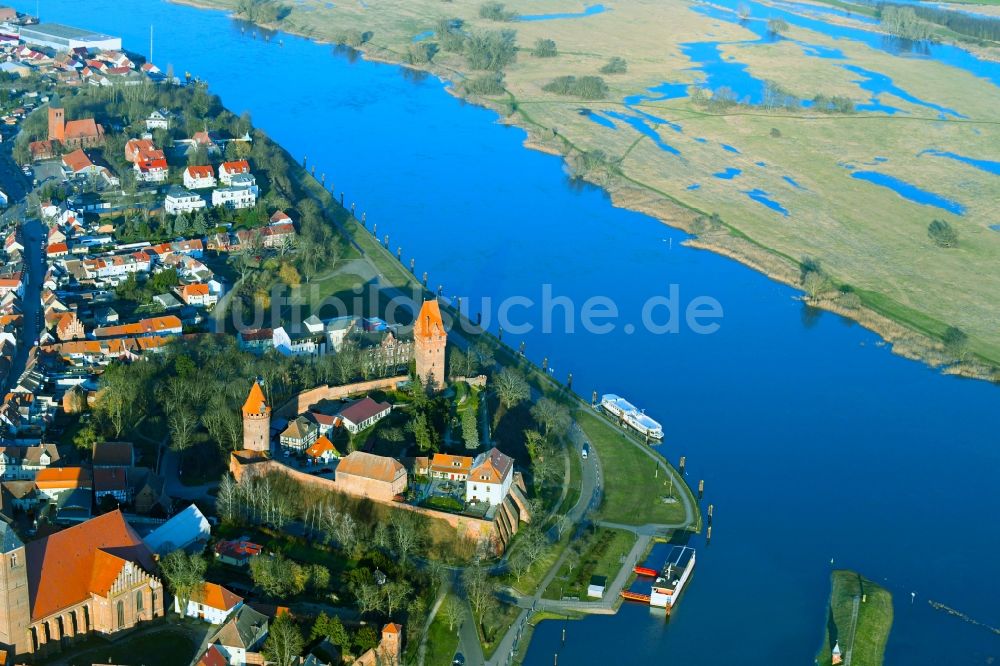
[
  {"xmin": 164, "ymin": 0, "xmax": 1000, "ymax": 385},
  {"xmin": 817, "ymin": 570, "xmax": 894, "ymax": 666}
]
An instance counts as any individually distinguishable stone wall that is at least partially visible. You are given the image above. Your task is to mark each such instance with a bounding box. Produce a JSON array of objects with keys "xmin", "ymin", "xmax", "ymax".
[
  {"xmin": 230, "ymin": 454, "xmax": 513, "ymax": 553},
  {"xmin": 275, "ymin": 376, "xmax": 409, "ymax": 418}
]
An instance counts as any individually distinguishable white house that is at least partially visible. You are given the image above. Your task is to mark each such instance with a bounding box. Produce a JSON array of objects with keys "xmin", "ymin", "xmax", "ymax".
[
  {"xmin": 272, "ymin": 326, "xmax": 325, "ymax": 357},
  {"xmin": 165, "ymin": 186, "xmax": 207, "ymax": 215},
  {"xmin": 218, "ymin": 159, "xmax": 250, "ymax": 185},
  {"xmin": 338, "ymin": 397, "xmax": 392, "ymax": 434},
  {"xmin": 205, "ymin": 605, "xmax": 269, "ymax": 665},
  {"xmin": 465, "ymin": 447, "xmax": 515, "ymax": 506},
  {"xmin": 183, "ymin": 164, "xmax": 217, "ymax": 189},
  {"xmin": 0, "ymin": 444, "xmax": 60, "ymax": 480},
  {"xmin": 134, "ymin": 158, "xmax": 168, "ymax": 183},
  {"xmin": 145, "ymin": 108, "xmax": 171, "ymax": 130},
  {"xmin": 212, "ymin": 184, "xmax": 257, "ymax": 210},
  {"xmin": 175, "ymin": 581, "xmax": 243, "ymax": 624}
]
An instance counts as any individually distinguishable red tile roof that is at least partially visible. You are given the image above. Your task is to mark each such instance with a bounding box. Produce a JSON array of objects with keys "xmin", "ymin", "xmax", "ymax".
[
  {"xmin": 414, "ymin": 299, "xmax": 445, "ymax": 340},
  {"xmin": 25, "ymin": 510, "xmax": 155, "ymax": 622}
]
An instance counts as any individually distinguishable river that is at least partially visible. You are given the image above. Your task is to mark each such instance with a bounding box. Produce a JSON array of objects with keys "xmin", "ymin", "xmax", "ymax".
[{"xmin": 16, "ymin": 1, "xmax": 1000, "ymax": 664}]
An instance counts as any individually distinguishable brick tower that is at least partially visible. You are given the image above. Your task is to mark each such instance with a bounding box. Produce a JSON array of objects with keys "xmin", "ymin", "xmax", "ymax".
[
  {"xmin": 48, "ymin": 106, "xmax": 64, "ymax": 143},
  {"xmin": 241, "ymin": 378, "xmax": 271, "ymax": 452},
  {"xmin": 0, "ymin": 524, "xmax": 30, "ymax": 655},
  {"xmin": 414, "ymin": 299, "xmax": 446, "ymax": 391}
]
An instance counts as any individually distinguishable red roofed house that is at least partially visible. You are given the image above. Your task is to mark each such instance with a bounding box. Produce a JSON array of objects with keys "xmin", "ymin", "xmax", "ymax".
[
  {"xmin": 46, "ymin": 242, "xmax": 69, "ymax": 259},
  {"xmin": 28, "ymin": 140, "xmax": 55, "ymax": 161},
  {"xmin": 175, "ymin": 582, "xmax": 243, "ymax": 624},
  {"xmin": 177, "ymin": 283, "xmax": 217, "ymax": 308},
  {"xmin": 61, "ymin": 149, "xmax": 97, "ymax": 176},
  {"xmin": 269, "ymin": 210, "xmax": 292, "ymax": 225},
  {"xmin": 55, "ymin": 312, "xmax": 85, "ymax": 341},
  {"xmin": 465, "ymin": 447, "xmax": 515, "ymax": 506},
  {"xmin": 214, "ymin": 539, "xmax": 263, "ymax": 567},
  {"xmin": 218, "ymin": 160, "xmax": 250, "ymax": 185},
  {"xmin": 304, "ymin": 435, "xmax": 340, "ymax": 464},
  {"xmin": 183, "ymin": 165, "xmax": 217, "ymax": 189},
  {"xmin": 0, "ymin": 511, "xmax": 164, "ymax": 655},
  {"xmin": 338, "ymin": 397, "xmax": 392, "ymax": 434}
]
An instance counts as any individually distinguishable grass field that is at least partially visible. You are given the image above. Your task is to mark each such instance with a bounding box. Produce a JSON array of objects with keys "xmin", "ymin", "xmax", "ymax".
[
  {"xmin": 816, "ymin": 570, "xmax": 894, "ymax": 666},
  {"xmin": 424, "ymin": 594, "xmax": 462, "ymax": 666},
  {"xmin": 542, "ymin": 526, "xmax": 636, "ymax": 600},
  {"xmin": 576, "ymin": 409, "xmax": 691, "ymax": 526},
  {"xmin": 192, "ymin": 0, "xmax": 1000, "ymax": 371}
]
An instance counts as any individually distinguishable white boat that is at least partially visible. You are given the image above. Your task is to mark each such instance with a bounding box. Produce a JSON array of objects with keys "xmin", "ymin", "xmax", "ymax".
[
  {"xmin": 649, "ymin": 545, "xmax": 695, "ymax": 611},
  {"xmin": 600, "ymin": 393, "xmax": 663, "ymax": 439}
]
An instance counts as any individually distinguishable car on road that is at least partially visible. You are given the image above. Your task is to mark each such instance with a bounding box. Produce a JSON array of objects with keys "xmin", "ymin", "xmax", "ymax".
[{"xmin": 452, "ymin": 654, "xmax": 465, "ymax": 666}]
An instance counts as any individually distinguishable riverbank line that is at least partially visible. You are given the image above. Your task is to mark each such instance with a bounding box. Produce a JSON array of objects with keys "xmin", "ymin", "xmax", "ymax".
[{"xmin": 166, "ymin": 0, "xmax": 1000, "ymax": 384}]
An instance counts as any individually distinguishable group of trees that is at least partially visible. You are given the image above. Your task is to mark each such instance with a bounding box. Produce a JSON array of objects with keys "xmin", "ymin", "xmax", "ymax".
[
  {"xmin": 892, "ymin": 1, "xmax": 1000, "ymax": 42},
  {"xmin": 466, "ymin": 29, "xmax": 519, "ymax": 72},
  {"xmin": 479, "ymin": 2, "xmax": 517, "ymax": 21},
  {"xmin": 542, "ymin": 75, "xmax": 609, "ymax": 100},
  {"xmin": 879, "ymin": 5, "xmax": 935, "ymax": 41},
  {"xmin": 311, "ymin": 613, "xmax": 378, "ymax": 658},
  {"xmin": 928, "ymin": 219, "xmax": 959, "ymax": 248},
  {"xmin": 599, "ymin": 56, "xmax": 628, "ymax": 74},
  {"xmin": 114, "ymin": 267, "xmax": 180, "ymax": 306},
  {"xmin": 532, "ymin": 38, "xmax": 558, "ymax": 58},
  {"xmin": 249, "ymin": 552, "xmax": 330, "ymax": 598},
  {"xmin": 235, "ymin": 0, "xmax": 291, "ymax": 24}
]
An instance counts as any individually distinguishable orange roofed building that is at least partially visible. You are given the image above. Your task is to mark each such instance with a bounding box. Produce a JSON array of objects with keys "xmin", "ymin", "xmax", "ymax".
[
  {"xmin": 335, "ymin": 451, "xmax": 407, "ymax": 502},
  {"xmin": 413, "ymin": 299, "xmax": 446, "ymax": 391},
  {"xmin": 0, "ymin": 511, "xmax": 164, "ymax": 656}
]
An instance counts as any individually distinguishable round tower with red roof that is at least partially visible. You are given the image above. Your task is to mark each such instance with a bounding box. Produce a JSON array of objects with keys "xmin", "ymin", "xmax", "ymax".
[{"xmin": 241, "ymin": 379, "xmax": 271, "ymax": 452}]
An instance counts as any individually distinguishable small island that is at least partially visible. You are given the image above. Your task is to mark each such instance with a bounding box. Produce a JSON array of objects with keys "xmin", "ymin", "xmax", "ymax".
[{"xmin": 817, "ymin": 570, "xmax": 894, "ymax": 666}]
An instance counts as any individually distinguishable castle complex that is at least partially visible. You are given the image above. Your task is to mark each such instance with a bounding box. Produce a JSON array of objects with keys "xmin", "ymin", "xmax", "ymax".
[
  {"xmin": 241, "ymin": 379, "xmax": 271, "ymax": 452},
  {"xmin": 413, "ymin": 299, "xmax": 446, "ymax": 391}
]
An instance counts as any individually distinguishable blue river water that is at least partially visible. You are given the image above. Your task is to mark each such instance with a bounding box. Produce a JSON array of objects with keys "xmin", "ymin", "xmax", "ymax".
[
  {"xmin": 518, "ymin": 4, "xmax": 608, "ymax": 22},
  {"xmin": 918, "ymin": 149, "xmax": 1000, "ymax": 176},
  {"xmin": 851, "ymin": 170, "xmax": 966, "ymax": 215},
  {"xmin": 18, "ymin": 2, "xmax": 999, "ymax": 665}
]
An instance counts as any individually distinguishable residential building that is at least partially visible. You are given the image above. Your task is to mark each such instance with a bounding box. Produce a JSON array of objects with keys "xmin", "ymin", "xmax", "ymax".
[
  {"xmin": 272, "ymin": 326, "xmax": 325, "ymax": 357},
  {"xmin": 0, "ymin": 444, "xmax": 60, "ymax": 480},
  {"xmin": 279, "ymin": 416, "xmax": 318, "ymax": 451},
  {"xmin": 211, "ymin": 184, "xmax": 256, "ymax": 210},
  {"xmin": 0, "ymin": 511, "xmax": 164, "ymax": 655},
  {"xmin": 338, "ymin": 397, "xmax": 392, "ymax": 434},
  {"xmin": 131, "ymin": 469, "xmax": 169, "ymax": 515},
  {"xmin": 92, "ymin": 441, "xmax": 133, "ymax": 468},
  {"xmin": 465, "ymin": 448, "xmax": 515, "ymax": 506},
  {"xmin": 92, "ymin": 315, "xmax": 182, "ymax": 339},
  {"xmin": 93, "ymin": 467, "xmax": 129, "ymax": 503},
  {"xmin": 335, "ymin": 451, "xmax": 407, "ymax": 502},
  {"xmin": 203, "ymin": 604, "xmax": 268, "ymax": 665},
  {"xmin": 175, "ymin": 582, "xmax": 243, "ymax": 624},
  {"xmin": 183, "ymin": 165, "xmax": 216, "ymax": 190},
  {"xmin": 304, "ymin": 435, "xmax": 339, "ymax": 464},
  {"xmin": 55, "ymin": 311, "xmax": 85, "ymax": 341},
  {"xmin": 177, "ymin": 283, "xmax": 217, "ymax": 307},
  {"xmin": 165, "ymin": 186, "xmax": 207, "ymax": 215},
  {"xmin": 214, "ymin": 539, "xmax": 263, "ymax": 568},
  {"xmin": 218, "ymin": 160, "xmax": 250, "ymax": 185},
  {"xmin": 237, "ymin": 328, "xmax": 273, "ymax": 355},
  {"xmin": 430, "ymin": 453, "xmax": 473, "ymax": 482},
  {"xmin": 145, "ymin": 109, "xmax": 171, "ymax": 130},
  {"xmin": 35, "ymin": 466, "xmax": 91, "ymax": 499}
]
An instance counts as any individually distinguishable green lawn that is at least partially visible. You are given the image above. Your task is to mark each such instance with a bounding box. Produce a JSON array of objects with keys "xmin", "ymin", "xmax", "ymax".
[
  {"xmin": 542, "ymin": 527, "xmax": 635, "ymax": 600},
  {"xmin": 816, "ymin": 570, "xmax": 894, "ymax": 666},
  {"xmin": 423, "ymin": 594, "xmax": 462, "ymax": 666},
  {"xmin": 575, "ymin": 409, "xmax": 692, "ymax": 527},
  {"xmin": 51, "ymin": 622, "xmax": 202, "ymax": 666}
]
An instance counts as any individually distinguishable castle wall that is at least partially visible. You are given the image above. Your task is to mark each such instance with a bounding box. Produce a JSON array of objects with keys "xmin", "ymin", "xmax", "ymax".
[{"xmin": 274, "ymin": 376, "xmax": 408, "ymax": 418}]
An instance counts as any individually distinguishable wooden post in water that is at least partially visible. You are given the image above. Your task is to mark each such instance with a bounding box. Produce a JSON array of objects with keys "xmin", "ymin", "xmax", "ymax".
[
  {"xmin": 383, "ymin": 234, "xmax": 389, "ymax": 248},
  {"xmin": 373, "ymin": 223, "xmax": 377, "ymax": 237},
  {"xmin": 422, "ymin": 272, "xmax": 428, "ymax": 287},
  {"xmin": 567, "ymin": 372, "xmax": 573, "ymax": 391},
  {"xmin": 410, "ymin": 258, "xmax": 415, "ymax": 273},
  {"xmin": 351, "ymin": 202, "xmax": 356, "ymax": 215},
  {"xmin": 706, "ymin": 525, "xmax": 712, "ymax": 543},
  {"xmin": 708, "ymin": 504, "xmax": 714, "ymax": 524},
  {"xmin": 361, "ymin": 211, "xmax": 366, "ymax": 225},
  {"xmin": 519, "ymin": 341, "xmax": 525, "ymax": 356},
  {"xmin": 591, "ymin": 390, "xmax": 597, "ymax": 406},
  {"xmin": 397, "ymin": 247, "xmax": 402, "ymax": 260},
  {"xmin": 302, "ymin": 155, "xmax": 307, "ymax": 168},
  {"xmin": 698, "ymin": 479, "xmax": 704, "ymax": 499},
  {"xmin": 311, "ymin": 165, "xmax": 316, "ymax": 175},
  {"xmin": 476, "ymin": 312, "xmax": 482, "ymax": 326},
  {"xmin": 437, "ymin": 285, "xmax": 443, "ymax": 297},
  {"xmin": 679, "ymin": 456, "xmax": 686, "ymax": 475},
  {"xmin": 542, "ymin": 357, "xmax": 548, "ymax": 372},
  {"xmin": 340, "ymin": 192, "xmax": 344, "ymax": 205},
  {"xmin": 498, "ymin": 326, "xmax": 503, "ymax": 342},
  {"xmin": 321, "ymin": 173, "xmax": 326, "ymax": 186}
]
